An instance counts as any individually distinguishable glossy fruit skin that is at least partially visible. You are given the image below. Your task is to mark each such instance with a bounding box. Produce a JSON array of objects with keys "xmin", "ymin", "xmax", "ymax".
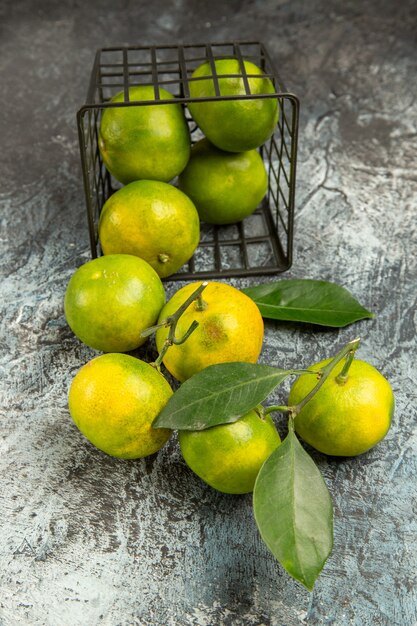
[
  {"xmin": 188, "ymin": 58, "xmax": 279, "ymax": 152},
  {"xmin": 68, "ymin": 353, "xmax": 173, "ymax": 459},
  {"xmin": 288, "ymin": 358, "xmax": 394, "ymax": 456},
  {"xmin": 178, "ymin": 138, "xmax": 267, "ymax": 225},
  {"xmin": 98, "ymin": 85, "xmax": 191, "ymax": 184},
  {"xmin": 98, "ymin": 180, "xmax": 200, "ymax": 278},
  {"xmin": 155, "ymin": 281, "xmax": 264, "ymax": 382},
  {"xmin": 64, "ymin": 254, "xmax": 165, "ymax": 353},
  {"xmin": 179, "ymin": 408, "xmax": 281, "ymax": 494}
]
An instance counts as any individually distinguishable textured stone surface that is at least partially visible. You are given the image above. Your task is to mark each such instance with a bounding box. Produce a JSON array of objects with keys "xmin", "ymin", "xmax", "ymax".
[{"xmin": 1, "ymin": 1, "xmax": 416, "ymax": 625}]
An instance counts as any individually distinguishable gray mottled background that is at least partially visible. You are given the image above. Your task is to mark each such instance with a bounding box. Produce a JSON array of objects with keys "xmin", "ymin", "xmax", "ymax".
[{"xmin": 1, "ymin": 1, "xmax": 417, "ymax": 625}]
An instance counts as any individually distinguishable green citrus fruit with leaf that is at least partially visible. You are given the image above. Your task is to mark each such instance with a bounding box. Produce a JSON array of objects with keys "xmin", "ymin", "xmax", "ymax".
[
  {"xmin": 98, "ymin": 180, "xmax": 200, "ymax": 278},
  {"xmin": 64, "ymin": 254, "xmax": 165, "ymax": 352},
  {"xmin": 68, "ymin": 353, "xmax": 173, "ymax": 459},
  {"xmin": 288, "ymin": 358, "xmax": 394, "ymax": 456},
  {"xmin": 188, "ymin": 58, "xmax": 279, "ymax": 152},
  {"xmin": 98, "ymin": 85, "xmax": 191, "ymax": 184},
  {"xmin": 178, "ymin": 138, "xmax": 267, "ymax": 224},
  {"xmin": 155, "ymin": 281, "xmax": 264, "ymax": 382},
  {"xmin": 179, "ymin": 408, "xmax": 281, "ymax": 494}
]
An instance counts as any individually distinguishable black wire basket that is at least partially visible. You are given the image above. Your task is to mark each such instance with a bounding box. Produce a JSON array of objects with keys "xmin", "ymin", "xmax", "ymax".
[{"xmin": 77, "ymin": 41, "xmax": 299, "ymax": 280}]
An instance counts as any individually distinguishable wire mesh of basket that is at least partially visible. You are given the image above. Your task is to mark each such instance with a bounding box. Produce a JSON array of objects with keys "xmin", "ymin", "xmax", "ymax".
[{"xmin": 77, "ymin": 41, "xmax": 299, "ymax": 280}]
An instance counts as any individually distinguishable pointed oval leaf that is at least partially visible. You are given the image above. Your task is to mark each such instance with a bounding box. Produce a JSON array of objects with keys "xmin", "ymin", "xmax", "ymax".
[
  {"xmin": 253, "ymin": 429, "xmax": 333, "ymax": 590},
  {"xmin": 153, "ymin": 362, "xmax": 293, "ymax": 431},
  {"xmin": 242, "ymin": 279, "xmax": 374, "ymax": 327}
]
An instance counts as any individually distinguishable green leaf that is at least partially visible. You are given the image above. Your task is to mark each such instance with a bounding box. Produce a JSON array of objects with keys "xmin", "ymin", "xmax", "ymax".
[
  {"xmin": 153, "ymin": 362, "xmax": 293, "ymax": 431},
  {"xmin": 253, "ymin": 428, "xmax": 333, "ymax": 590},
  {"xmin": 242, "ymin": 279, "xmax": 374, "ymax": 327}
]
